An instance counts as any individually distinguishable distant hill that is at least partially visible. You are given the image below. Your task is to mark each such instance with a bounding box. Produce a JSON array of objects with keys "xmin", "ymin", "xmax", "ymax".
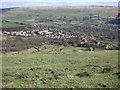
[
  {"xmin": 0, "ymin": 7, "xmax": 18, "ymax": 14},
  {"xmin": 91, "ymin": 2, "xmax": 118, "ymax": 6},
  {"xmin": 1, "ymin": 2, "xmax": 118, "ymax": 9}
]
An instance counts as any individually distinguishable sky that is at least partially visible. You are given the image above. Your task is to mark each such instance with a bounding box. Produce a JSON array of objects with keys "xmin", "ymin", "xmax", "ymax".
[
  {"xmin": 1, "ymin": 0, "xmax": 120, "ymax": 2},
  {"xmin": 1, "ymin": 0, "xmax": 118, "ymax": 9}
]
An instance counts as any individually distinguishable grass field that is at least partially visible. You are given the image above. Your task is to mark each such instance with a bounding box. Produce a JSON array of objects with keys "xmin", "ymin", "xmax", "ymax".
[
  {"xmin": 1, "ymin": 22, "xmax": 24, "ymax": 28},
  {"xmin": 2, "ymin": 45, "xmax": 119, "ymax": 88}
]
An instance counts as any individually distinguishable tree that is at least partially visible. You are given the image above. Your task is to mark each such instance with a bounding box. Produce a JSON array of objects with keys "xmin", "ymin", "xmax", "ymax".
[
  {"xmin": 89, "ymin": 13, "xmax": 93, "ymax": 19},
  {"xmin": 82, "ymin": 17, "xmax": 89, "ymax": 21}
]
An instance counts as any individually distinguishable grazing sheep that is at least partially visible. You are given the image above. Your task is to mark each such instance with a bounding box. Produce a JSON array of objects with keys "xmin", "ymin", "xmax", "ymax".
[
  {"xmin": 73, "ymin": 49, "xmax": 86, "ymax": 52},
  {"xmin": 78, "ymin": 49, "xmax": 83, "ymax": 52},
  {"xmin": 78, "ymin": 49, "xmax": 86, "ymax": 52}
]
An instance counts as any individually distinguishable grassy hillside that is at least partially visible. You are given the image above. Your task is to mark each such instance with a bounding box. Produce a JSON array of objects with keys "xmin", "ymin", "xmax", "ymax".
[
  {"xmin": 2, "ymin": 6, "xmax": 119, "ymax": 88},
  {"xmin": 2, "ymin": 6, "xmax": 118, "ymax": 23},
  {"xmin": 2, "ymin": 45, "xmax": 119, "ymax": 88}
]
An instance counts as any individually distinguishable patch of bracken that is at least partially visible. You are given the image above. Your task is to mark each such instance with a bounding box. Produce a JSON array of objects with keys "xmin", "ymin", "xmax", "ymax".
[
  {"xmin": 30, "ymin": 67, "xmax": 42, "ymax": 71},
  {"xmin": 16, "ymin": 74, "xmax": 29, "ymax": 79},
  {"xmin": 75, "ymin": 72, "xmax": 91, "ymax": 77},
  {"xmin": 100, "ymin": 68, "xmax": 113, "ymax": 73},
  {"xmin": 114, "ymin": 72, "xmax": 120, "ymax": 78}
]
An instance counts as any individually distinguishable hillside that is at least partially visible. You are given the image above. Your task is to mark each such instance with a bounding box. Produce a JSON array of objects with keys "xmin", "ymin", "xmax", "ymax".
[
  {"xmin": 2, "ymin": 6, "xmax": 118, "ymax": 23},
  {"xmin": 2, "ymin": 45, "xmax": 119, "ymax": 88},
  {"xmin": 2, "ymin": 6, "xmax": 119, "ymax": 88},
  {"xmin": 1, "ymin": 6, "xmax": 119, "ymax": 43}
]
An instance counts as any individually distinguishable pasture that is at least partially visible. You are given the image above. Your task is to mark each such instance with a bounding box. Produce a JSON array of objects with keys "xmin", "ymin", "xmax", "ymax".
[
  {"xmin": 1, "ymin": 22, "xmax": 25, "ymax": 28},
  {"xmin": 2, "ymin": 45, "xmax": 119, "ymax": 88}
]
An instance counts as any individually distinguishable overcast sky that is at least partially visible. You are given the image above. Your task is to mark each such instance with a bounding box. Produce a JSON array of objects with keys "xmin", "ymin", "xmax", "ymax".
[{"xmin": 1, "ymin": 0, "xmax": 119, "ymax": 2}]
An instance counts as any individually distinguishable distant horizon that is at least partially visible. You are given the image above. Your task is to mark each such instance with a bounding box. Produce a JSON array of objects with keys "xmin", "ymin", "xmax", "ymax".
[{"xmin": 1, "ymin": 1, "xmax": 118, "ymax": 9}]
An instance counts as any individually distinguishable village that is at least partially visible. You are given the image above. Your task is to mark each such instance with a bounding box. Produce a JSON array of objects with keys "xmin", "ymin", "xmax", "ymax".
[
  {"xmin": 2, "ymin": 27, "xmax": 77, "ymax": 39},
  {"xmin": 2, "ymin": 20, "xmax": 120, "ymax": 52},
  {"xmin": 2, "ymin": 27, "xmax": 119, "ymax": 53}
]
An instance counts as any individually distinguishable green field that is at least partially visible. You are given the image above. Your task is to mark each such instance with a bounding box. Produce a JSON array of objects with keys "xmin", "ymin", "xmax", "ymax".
[
  {"xmin": 1, "ymin": 22, "xmax": 24, "ymax": 28},
  {"xmin": 2, "ymin": 45, "xmax": 119, "ymax": 88}
]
